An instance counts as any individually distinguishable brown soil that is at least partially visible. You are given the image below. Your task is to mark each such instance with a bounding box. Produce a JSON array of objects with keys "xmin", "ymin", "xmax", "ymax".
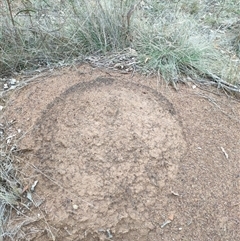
[{"xmin": 3, "ymin": 65, "xmax": 240, "ymax": 240}]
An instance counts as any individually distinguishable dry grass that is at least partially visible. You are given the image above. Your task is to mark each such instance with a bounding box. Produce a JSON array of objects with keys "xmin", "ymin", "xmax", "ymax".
[
  {"xmin": 0, "ymin": 0, "xmax": 239, "ymax": 87},
  {"xmin": 0, "ymin": 119, "xmax": 22, "ymax": 240}
]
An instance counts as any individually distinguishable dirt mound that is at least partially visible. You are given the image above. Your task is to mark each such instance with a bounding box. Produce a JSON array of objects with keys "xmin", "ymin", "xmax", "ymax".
[{"xmin": 4, "ymin": 65, "xmax": 240, "ymax": 240}]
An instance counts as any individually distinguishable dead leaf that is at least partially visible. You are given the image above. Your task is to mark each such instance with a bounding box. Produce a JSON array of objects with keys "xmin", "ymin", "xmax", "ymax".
[{"xmin": 168, "ymin": 212, "xmax": 175, "ymax": 221}]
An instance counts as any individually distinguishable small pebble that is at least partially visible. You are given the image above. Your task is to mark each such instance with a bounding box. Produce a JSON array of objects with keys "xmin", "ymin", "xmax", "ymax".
[
  {"xmin": 10, "ymin": 78, "xmax": 17, "ymax": 85},
  {"xmin": 3, "ymin": 83, "xmax": 9, "ymax": 90},
  {"xmin": 73, "ymin": 204, "xmax": 78, "ymax": 210}
]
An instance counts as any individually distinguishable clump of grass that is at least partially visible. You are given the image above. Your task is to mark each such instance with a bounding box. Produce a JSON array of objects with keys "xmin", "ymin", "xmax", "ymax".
[
  {"xmin": 0, "ymin": 122, "xmax": 22, "ymax": 239},
  {"xmin": 0, "ymin": 0, "xmax": 136, "ymax": 77},
  {"xmin": 1, "ymin": 0, "xmax": 239, "ymax": 88},
  {"xmin": 132, "ymin": 12, "xmax": 226, "ymax": 81}
]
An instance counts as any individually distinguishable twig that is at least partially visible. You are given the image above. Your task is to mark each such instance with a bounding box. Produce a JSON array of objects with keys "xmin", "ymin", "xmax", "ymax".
[
  {"xmin": 196, "ymin": 93, "xmax": 240, "ymax": 123},
  {"xmin": 6, "ymin": 0, "xmax": 15, "ymax": 27},
  {"xmin": 206, "ymin": 72, "xmax": 240, "ymax": 93},
  {"xmin": 161, "ymin": 220, "xmax": 171, "ymax": 228},
  {"xmin": 220, "ymin": 147, "xmax": 229, "ymax": 159},
  {"xmin": 126, "ymin": 1, "xmax": 142, "ymax": 41}
]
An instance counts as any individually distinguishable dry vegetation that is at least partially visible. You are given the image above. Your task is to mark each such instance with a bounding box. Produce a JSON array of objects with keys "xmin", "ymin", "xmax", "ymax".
[
  {"xmin": 1, "ymin": 0, "xmax": 240, "ymax": 86},
  {"xmin": 0, "ymin": 0, "xmax": 240, "ymax": 239}
]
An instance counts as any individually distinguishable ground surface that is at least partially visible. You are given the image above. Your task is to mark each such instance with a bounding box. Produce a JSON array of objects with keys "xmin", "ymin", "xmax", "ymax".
[{"xmin": 3, "ymin": 65, "xmax": 240, "ymax": 240}]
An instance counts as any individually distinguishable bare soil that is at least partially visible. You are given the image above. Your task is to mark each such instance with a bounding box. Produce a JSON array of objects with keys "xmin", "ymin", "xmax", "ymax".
[{"xmin": 3, "ymin": 65, "xmax": 240, "ymax": 240}]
